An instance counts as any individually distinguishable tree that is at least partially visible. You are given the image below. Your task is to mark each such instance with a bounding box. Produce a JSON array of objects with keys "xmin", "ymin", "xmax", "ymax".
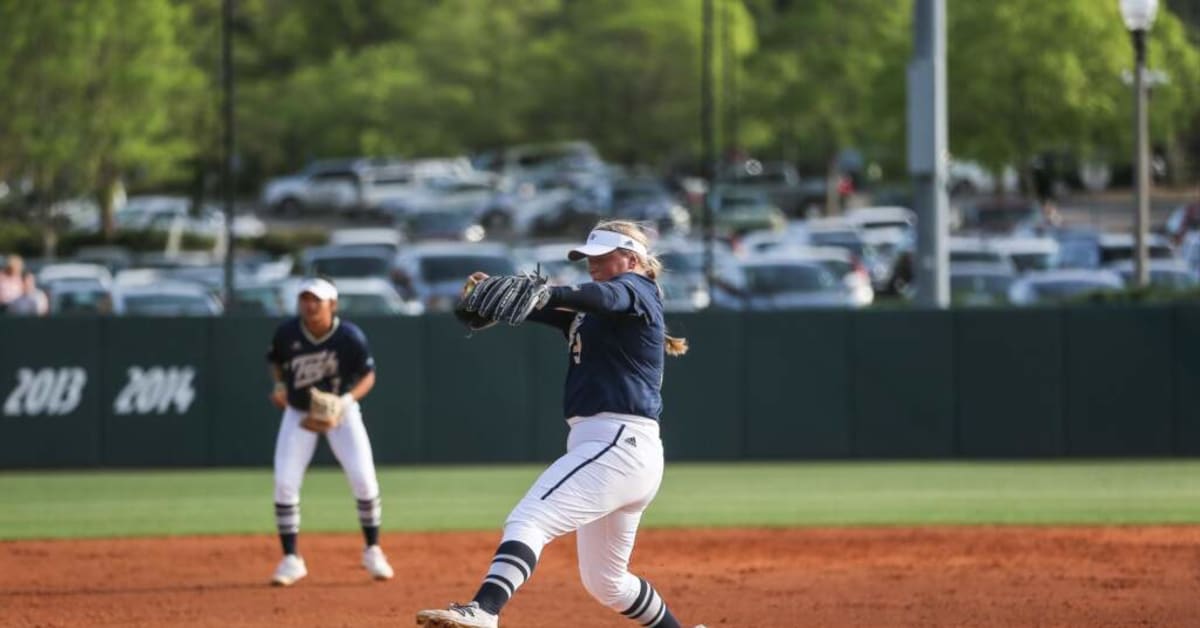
[
  {"xmin": 0, "ymin": 1, "xmax": 204, "ymax": 242},
  {"xmin": 947, "ymin": 0, "xmax": 1200, "ymax": 190},
  {"xmin": 740, "ymin": 0, "xmax": 911, "ymax": 208}
]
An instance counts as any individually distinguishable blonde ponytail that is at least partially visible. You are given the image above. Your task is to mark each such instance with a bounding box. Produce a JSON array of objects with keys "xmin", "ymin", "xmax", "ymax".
[
  {"xmin": 665, "ymin": 335, "xmax": 689, "ymax": 356},
  {"xmin": 591, "ymin": 219, "xmax": 690, "ymax": 358}
]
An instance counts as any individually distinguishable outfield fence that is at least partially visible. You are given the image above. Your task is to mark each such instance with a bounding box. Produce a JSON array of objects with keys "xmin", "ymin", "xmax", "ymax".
[{"xmin": 2, "ymin": 305, "xmax": 1198, "ymax": 467}]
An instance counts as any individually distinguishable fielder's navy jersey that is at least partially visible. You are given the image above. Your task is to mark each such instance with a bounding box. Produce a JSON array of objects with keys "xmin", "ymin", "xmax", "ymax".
[
  {"xmin": 266, "ymin": 317, "xmax": 375, "ymax": 410},
  {"xmin": 561, "ymin": 273, "xmax": 665, "ymax": 421}
]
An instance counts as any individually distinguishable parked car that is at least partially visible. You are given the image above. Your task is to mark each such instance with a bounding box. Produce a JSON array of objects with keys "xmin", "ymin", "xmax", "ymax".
[
  {"xmin": 39, "ymin": 264, "xmax": 114, "ymax": 315},
  {"xmin": 948, "ymin": 237, "xmax": 1015, "ymax": 269},
  {"xmin": 300, "ymin": 245, "xmax": 398, "ymax": 281},
  {"xmin": 110, "ymin": 281, "xmax": 224, "ymax": 316},
  {"xmin": 37, "ymin": 262, "xmax": 113, "ymax": 287},
  {"xmin": 710, "ymin": 187, "xmax": 788, "ymax": 237},
  {"xmin": 333, "ymin": 278, "xmax": 424, "ymax": 316},
  {"xmin": 71, "ymin": 246, "xmax": 133, "ymax": 274},
  {"xmin": 47, "ymin": 280, "xmax": 112, "ymax": 315},
  {"xmin": 115, "ymin": 195, "xmax": 266, "ymax": 239},
  {"xmin": 769, "ymin": 244, "xmax": 874, "ymax": 307},
  {"xmin": 659, "ymin": 272, "xmax": 712, "ymax": 312},
  {"xmin": 1054, "ymin": 229, "xmax": 1175, "ymax": 269},
  {"xmin": 402, "ymin": 208, "xmax": 487, "ymax": 243},
  {"xmin": 843, "ymin": 206, "xmax": 915, "ymax": 234},
  {"xmin": 328, "ymin": 228, "xmax": 405, "ymax": 254},
  {"xmin": 1007, "ymin": 269, "xmax": 1124, "ymax": 306},
  {"xmin": 228, "ymin": 281, "xmax": 288, "ymax": 316},
  {"xmin": 394, "ymin": 242, "xmax": 516, "ymax": 312},
  {"xmin": 1105, "ymin": 259, "xmax": 1199, "ymax": 290},
  {"xmin": 719, "ymin": 160, "xmax": 849, "ymax": 216},
  {"xmin": 984, "ymin": 236, "xmax": 1060, "ymax": 273},
  {"xmin": 608, "ymin": 177, "xmax": 691, "ymax": 235},
  {"xmin": 950, "ymin": 263, "xmax": 1017, "ymax": 306},
  {"xmin": 1097, "ymin": 232, "xmax": 1175, "ymax": 265},
  {"xmin": 958, "ymin": 197, "xmax": 1041, "ymax": 235},
  {"xmin": 733, "ymin": 256, "xmax": 859, "ymax": 310},
  {"xmin": 263, "ymin": 158, "xmax": 472, "ymax": 219},
  {"xmin": 800, "ymin": 221, "xmax": 890, "ymax": 287},
  {"xmin": 381, "ymin": 172, "xmax": 501, "ymax": 226}
]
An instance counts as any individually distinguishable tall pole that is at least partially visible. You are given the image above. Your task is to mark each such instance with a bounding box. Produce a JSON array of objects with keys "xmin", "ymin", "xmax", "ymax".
[
  {"xmin": 1133, "ymin": 29, "xmax": 1150, "ymax": 288},
  {"xmin": 907, "ymin": 0, "xmax": 949, "ymax": 307},
  {"xmin": 720, "ymin": 0, "xmax": 738, "ymax": 158},
  {"xmin": 222, "ymin": 0, "xmax": 237, "ymax": 307},
  {"xmin": 701, "ymin": 0, "xmax": 716, "ymax": 290}
]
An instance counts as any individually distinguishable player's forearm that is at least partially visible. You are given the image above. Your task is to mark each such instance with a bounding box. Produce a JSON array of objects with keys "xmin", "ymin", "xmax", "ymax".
[
  {"xmin": 346, "ymin": 370, "xmax": 375, "ymax": 402},
  {"xmin": 545, "ymin": 282, "xmax": 632, "ymax": 314}
]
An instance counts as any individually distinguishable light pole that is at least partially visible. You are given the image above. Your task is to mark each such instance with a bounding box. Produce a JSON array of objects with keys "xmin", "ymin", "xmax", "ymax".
[
  {"xmin": 1119, "ymin": 0, "xmax": 1158, "ymax": 289},
  {"xmin": 908, "ymin": 0, "xmax": 948, "ymax": 307}
]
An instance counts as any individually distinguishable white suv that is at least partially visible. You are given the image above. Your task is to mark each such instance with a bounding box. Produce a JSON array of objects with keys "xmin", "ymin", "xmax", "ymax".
[{"xmin": 261, "ymin": 158, "xmax": 473, "ymax": 218}]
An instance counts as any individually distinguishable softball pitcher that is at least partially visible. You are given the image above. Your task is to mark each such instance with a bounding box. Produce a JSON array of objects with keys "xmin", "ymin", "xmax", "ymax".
[
  {"xmin": 266, "ymin": 277, "xmax": 394, "ymax": 586},
  {"xmin": 417, "ymin": 221, "xmax": 704, "ymax": 628}
]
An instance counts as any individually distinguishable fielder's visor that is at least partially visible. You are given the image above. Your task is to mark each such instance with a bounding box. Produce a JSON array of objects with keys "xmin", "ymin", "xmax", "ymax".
[
  {"xmin": 298, "ymin": 277, "xmax": 338, "ymax": 301},
  {"xmin": 568, "ymin": 229, "xmax": 648, "ymax": 261}
]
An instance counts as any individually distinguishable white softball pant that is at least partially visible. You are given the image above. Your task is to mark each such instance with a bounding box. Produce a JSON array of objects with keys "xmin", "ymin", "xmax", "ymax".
[
  {"xmin": 503, "ymin": 414, "xmax": 665, "ymax": 611},
  {"xmin": 273, "ymin": 402, "xmax": 380, "ymax": 504}
]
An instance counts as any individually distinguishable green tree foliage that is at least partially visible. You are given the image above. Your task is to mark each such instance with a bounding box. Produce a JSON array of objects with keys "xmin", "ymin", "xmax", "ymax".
[
  {"xmin": 948, "ymin": 0, "xmax": 1200, "ymax": 183},
  {"xmin": 740, "ymin": 0, "xmax": 910, "ymax": 174},
  {"xmin": 3, "ymin": 0, "xmax": 1200, "ymax": 220},
  {"xmin": 0, "ymin": 1, "xmax": 204, "ymax": 238}
]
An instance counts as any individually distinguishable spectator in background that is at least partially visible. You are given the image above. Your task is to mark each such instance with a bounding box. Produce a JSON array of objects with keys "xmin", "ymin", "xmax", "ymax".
[
  {"xmin": 7, "ymin": 271, "xmax": 48, "ymax": 316},
  {"xmin": 0, "ymin": 254, "xmax": 25, "ymax": 306}
]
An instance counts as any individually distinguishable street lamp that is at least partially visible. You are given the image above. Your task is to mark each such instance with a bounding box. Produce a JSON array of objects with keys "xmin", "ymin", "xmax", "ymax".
[{"xmin": 1119, "ymin": 0, "xmax": 1158, "ymax": 288}]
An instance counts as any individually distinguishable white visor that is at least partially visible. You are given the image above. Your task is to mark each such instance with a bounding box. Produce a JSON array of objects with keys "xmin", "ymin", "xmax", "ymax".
[
  {"xmin": 568, "ymin": 229, "xmax": 648, "ymax": 261},
  {"xmin": 298, "ymin": 277, "xmax": 338, "ymax": 301}
]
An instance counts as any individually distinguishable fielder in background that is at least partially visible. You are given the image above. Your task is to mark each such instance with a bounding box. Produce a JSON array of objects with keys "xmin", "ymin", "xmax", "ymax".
[
  {"xmin": 265, "ymin": 277, "xmax": 394, "ymax": 586},
  {"xmin": 417, "ymin": 220, "xmax": 704, "ymax": 628}
]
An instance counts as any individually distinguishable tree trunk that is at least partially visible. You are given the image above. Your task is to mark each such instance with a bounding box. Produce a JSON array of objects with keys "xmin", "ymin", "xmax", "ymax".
[{"xmin": 98, "ymin": 173, "xmax": 120, "ymax": 241}]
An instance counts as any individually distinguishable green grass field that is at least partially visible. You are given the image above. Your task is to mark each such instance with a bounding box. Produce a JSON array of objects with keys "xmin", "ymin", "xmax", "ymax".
[{"xmin": 2, "ymin": 461, "xmax": 1200, "ymax": 540}]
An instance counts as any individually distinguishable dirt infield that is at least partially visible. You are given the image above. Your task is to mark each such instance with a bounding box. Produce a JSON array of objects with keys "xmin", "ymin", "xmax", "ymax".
[{"xmin": 3, "ymin": 526, "xmax": 1200, "ymax": 627}]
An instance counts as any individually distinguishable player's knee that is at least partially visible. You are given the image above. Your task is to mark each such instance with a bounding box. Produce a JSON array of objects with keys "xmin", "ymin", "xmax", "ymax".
[
  {"xmin": 579, "ymin": 570, "xmax": 627, "ymax": 609},
  {"xmin": 500, "ymin": 521, "xmax": 551, "ymax": 554},
  {"xmin": 347, "ymin": 477, "xmax": 378, "ymax": 501},
  {"xmin": 274, "ymin": 484, "xmax": 301, "ymax": 505}
]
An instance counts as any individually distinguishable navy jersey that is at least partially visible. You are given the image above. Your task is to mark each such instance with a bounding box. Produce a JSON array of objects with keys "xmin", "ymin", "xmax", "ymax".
[
  {"xmin": 554, "ymin": 273, "xmax": 665, "ymax": 421},
  {"xmin": 266, "ymin": 317, "xmax": 375, "ymax": 410}
]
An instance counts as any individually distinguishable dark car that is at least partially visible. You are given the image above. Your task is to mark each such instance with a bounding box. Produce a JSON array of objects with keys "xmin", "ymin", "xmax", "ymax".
[
  {"xmin": 300, "ymin": 245, "xmax": 396, "ymax": 280},
  {"xmin": 608, "ymin": 178, "xmax": 690, "ymax": 235},
  {"xmin": 959, "ymin": 198, "xmax": 1041, "ymax": 234}
]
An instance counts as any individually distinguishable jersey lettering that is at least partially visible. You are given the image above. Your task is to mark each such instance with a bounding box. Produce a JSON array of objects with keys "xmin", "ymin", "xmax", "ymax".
[
  {"xmin": 568, "ymin": 313, "xmax": 585, "ymax": 365},
  {"xmin": 291, "ymin": 351, "xmax": 339, "ymax": 389}
]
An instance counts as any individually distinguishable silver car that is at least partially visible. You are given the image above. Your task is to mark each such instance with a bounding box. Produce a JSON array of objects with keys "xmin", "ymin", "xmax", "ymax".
[
  {"xmin": 734, "ymin": 256, "xmax": 858, "ymax": 310},
  {"xmin": 1008, "ymin": 269, "xmax": 1124, "ymax": 306},
  {"xmin": 111, "ymin": 281, "xmax": 224, "ymax": 316}
]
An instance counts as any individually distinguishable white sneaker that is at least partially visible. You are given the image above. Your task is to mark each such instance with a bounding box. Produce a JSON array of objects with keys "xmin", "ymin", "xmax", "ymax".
[
  {"xmin": 270, "ymin": 554, "xmax": 307, "ymax": 586},
  {"xmin": 361, "ymin": 545, "xmax": 394, "ymax": 580},
  {"xmin": 415, "ymin": 601, "xmax": 498, "ymax": 628}
]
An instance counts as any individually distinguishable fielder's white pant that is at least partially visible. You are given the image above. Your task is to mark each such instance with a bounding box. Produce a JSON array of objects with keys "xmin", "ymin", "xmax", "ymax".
[
  {"xmin": 274, "ymin": 402, "xmax": 380, "ymax": 504},
  {"xmin": 503, "ymin": 413, "xmax": 665, "ymax": 611}
]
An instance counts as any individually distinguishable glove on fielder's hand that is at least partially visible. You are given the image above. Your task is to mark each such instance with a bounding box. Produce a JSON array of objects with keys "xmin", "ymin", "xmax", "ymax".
[
  {"xmin": 455, "ymin": 272, "xmax": 550, "ymax": 332},
  {"xmin": 301, "ymin": 387, "xmax": 346, "ymax": 433}
]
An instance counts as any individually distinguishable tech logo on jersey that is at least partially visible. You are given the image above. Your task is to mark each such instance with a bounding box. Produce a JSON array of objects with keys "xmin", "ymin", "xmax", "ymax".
[{"xmin": 291, "ymin": 351, "xmax": 339, "ymax": 389}]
